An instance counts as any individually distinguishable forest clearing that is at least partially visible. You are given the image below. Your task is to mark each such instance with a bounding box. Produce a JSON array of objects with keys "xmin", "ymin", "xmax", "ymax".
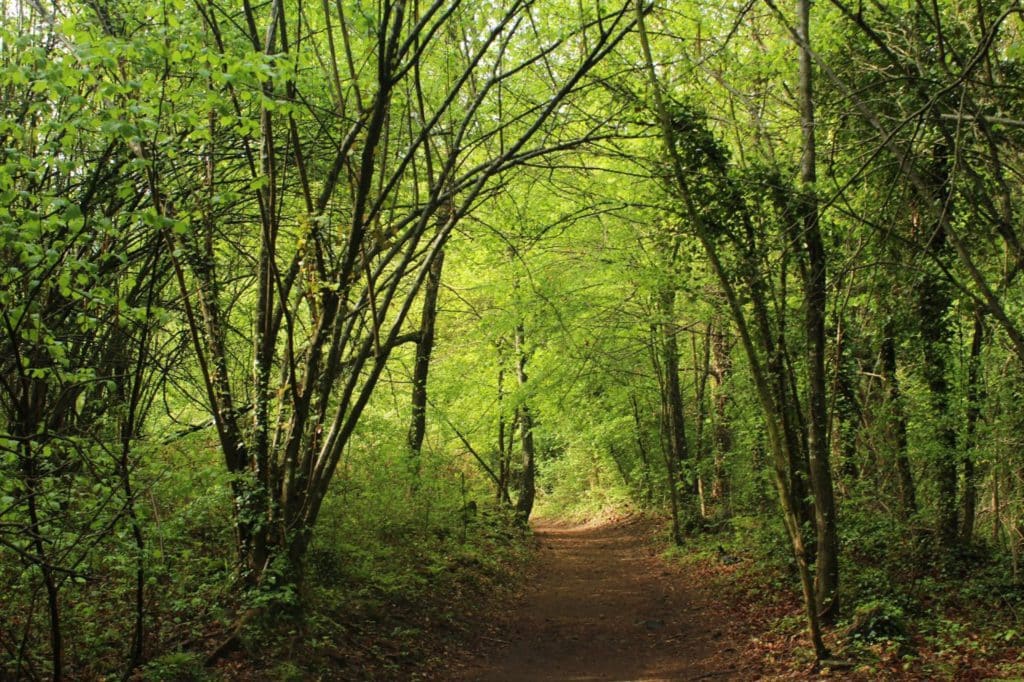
[{"xmin": 3, "ymin": 0, "xmax": 1024, "ymax": 678}]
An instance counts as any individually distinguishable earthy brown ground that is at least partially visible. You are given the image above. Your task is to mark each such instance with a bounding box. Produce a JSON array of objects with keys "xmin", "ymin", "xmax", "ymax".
[
  {"xmin": 447, "ymin": 517, "xmax": 755, "ymax": 682},
  {"xmin": 205, "ymin": 513, "xmax": 1024, "ymax": 680}
]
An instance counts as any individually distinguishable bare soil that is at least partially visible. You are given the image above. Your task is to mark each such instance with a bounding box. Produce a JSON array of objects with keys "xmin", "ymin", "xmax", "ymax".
[{"xmin": 447, "ymin": 516, "xmax": 755, "ymax": 681}]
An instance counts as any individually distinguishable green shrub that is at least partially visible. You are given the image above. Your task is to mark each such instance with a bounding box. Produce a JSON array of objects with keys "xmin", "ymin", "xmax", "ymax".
[
  {"xmin": 845, "ymin": 598, "xmax": 908, "ymax": 643},
  {"xmin": 141, "ymin": 651, "xmax": 208, "ymax": 681}
]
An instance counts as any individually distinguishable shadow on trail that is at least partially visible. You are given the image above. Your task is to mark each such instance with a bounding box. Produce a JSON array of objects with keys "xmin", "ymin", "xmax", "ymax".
[{"xmin": 453, "ymin": 517, "xmax": 743, "ymax": 682}]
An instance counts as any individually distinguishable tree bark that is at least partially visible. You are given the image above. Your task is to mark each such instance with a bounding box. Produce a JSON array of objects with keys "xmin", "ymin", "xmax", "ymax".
[
  {"xmin": 496, "ymin": 364, "xmax": 513, "ymax": 505},
  {"xmin": 20, "ymin": 435, "xmax": 63, "ymax": 682},
  {"xmin": 692, "ymin": 326, "xmax": 713, "ymax": 519},
  {"xmin": 636, "ymin": 2, "xmax": 827, "ymax": 659},
  {"xmin": 881, "ymin": 321, "xmax": 918, "ymax": 520},
  {"xmin": 408, "ymin": 249, "xmax": 445, "ymax": 478},
  {"xmin": 915, "ymin": 145, "xmax": 959, "ymax": 551},
  {"xmin": 961, "ymin": 311, "xmax": 984, "ymax": 544},
  {"xmin": 797, "ymin": 0, "xmax": 839, "ymax": 623},
  {"xmin": 514, "ymin": 323, "xmax": 537, "ymax": 522},
  {"xmin": 659, "ymin": 289, "xmax": 696, "ymax": 531},
  {"xmin": 651, "ymin": 321, "xmax": 685, "ymax": 546},
  {"xmin": 709, "ymin": 319, "xmax": 733, "ymax": 510},
  {"xmin": 630, "ymin": 394, "xmax": 655, "ymax": 506}
]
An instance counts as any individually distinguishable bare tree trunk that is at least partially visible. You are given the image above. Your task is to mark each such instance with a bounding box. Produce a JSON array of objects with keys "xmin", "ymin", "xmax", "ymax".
[
  {"xmin": 651, "ymin": 322, "xmax": 685, "ymax": 546},
  {"xmin": 18, "ymin": 434, "xmax": 63, "ymax": 681},
  {"xmin": 693, "ymin": 325, "xmax": 713, "ymax": 520},
  {"xmin": 961, "ymin": 312, "xmax": 985, "ymax": 543},
  {"xmin": 114, "ymin": 301, "xmax": 157, "ymax": 676},
  {"xmin": 914, "ymin": 153, "xmax": 959, "ymax": 549},
  {"xmin": 408, "ymin": 249, "xmax": 445, "ymax": 479},
  {"xmin": 514, "ymin": 323, "xmax": 537, "ymax": 522},
  {"xmin": 881, "ymin": 321, "xmax": 917, "ymax": 519},
  {"xmin": 709, "ymin": 320, "xmax": 733, "ymax": 511},
  {"xmin": 496, "ymin": 364, "xmax": 513, "ymax": 505},
  {"xmin": 636, "ymin": 2, "xmax": 827, "ymax": 659},
  {"xmin": 758, "ymin": 306, "xmax": 814, "ymax": 547},
  {"xmin": 631, "ymin": 394, "xmax": 655, "ymax": 506},
  {"xmin": 659, "ymin": 289, "xmax": 696, "ymax": 532},
  {"xmin": 797, "ymin": 0, "xmax": 839, "ymax": 624}
]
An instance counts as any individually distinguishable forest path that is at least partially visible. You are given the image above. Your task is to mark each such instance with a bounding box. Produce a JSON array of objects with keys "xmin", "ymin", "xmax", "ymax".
[{"xmin": 449, "ymin": 517, "xmax": 748, "ymax": 681}]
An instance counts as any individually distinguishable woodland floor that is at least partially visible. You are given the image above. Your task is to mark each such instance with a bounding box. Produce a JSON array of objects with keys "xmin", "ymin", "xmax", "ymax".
[
  {"xmin": 445, "ymin": 517, "xmax": 757, "ymax": 681},
  {"xmin": 210, "ymin": 514, "xmax": 1024, "ymax": 680}
]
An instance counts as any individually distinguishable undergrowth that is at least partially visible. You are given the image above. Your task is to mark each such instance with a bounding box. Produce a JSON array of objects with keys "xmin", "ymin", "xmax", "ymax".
[
  {"xmin": 2, "ymin": 428, "xmax": 530, "ymax": 681},
  {"xmin": 666, "ymin": 510, "xmax": 1024, "ymax": 679},
  {"xmin": 207, "ymin": 445, "xmax": 531, "ymax": 680}
]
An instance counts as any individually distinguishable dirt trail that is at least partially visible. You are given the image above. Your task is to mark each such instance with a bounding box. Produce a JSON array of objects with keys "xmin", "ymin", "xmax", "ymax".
[{"xmin": 451, "ymin": 517, "xmax": 748, "ymax": 681}]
